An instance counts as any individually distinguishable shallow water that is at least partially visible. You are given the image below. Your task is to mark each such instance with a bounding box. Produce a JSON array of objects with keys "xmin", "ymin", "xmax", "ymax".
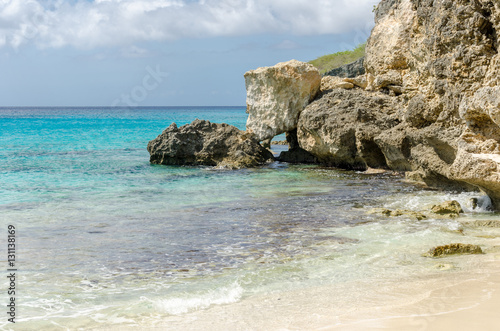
[{"xmin": 1, "ymin": 107, "xmax": 499, "ymax": 330}]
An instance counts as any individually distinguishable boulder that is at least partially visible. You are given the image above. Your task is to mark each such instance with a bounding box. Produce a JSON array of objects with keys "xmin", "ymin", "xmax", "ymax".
[
  {"xmin": 431, "ymin": 200, "xmax": 464, "ymax": 217},
  {"xmin": 297, "ymin": 88, "xmax": 397, "ymax": 170},
  {"xmin": 244, "ymin": 60, "xmax": 321, "ymax": 142},
  {"xmin": 147, "ymin": 119, "xmax": 274, "ymax": 169},
  {"xmin": 425, "ymin": 243, "xmax": 483, "ymax": 257}
]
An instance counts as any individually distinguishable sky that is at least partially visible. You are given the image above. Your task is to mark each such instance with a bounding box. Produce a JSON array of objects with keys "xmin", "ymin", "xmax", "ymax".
[{"xmin": 0, "ymin": 0, "xmax": 379, "ymax": 107}]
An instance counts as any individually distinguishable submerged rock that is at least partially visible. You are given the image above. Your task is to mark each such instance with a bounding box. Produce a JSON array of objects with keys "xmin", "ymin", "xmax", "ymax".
[
  {"xmin": 431, "ymin": 200, "xmax": 464, "ymax": 217},
  {"xmin": 464, "ymin": 220, "xmax": 500, "ymax": 228},
  {"xmin": 425, "ymin": 243, "xmax": 483, "ymax": 257},
  {"xmin": 368, "ymin": 208, "xmax": 427, "ymax": 220},
  {"xmin": 244, "ymin": 60, "xmax": 321, "ymax": 142},
  {"xmin": 147, "ymin": 119, "xmax": 274, "ymax": 169}
]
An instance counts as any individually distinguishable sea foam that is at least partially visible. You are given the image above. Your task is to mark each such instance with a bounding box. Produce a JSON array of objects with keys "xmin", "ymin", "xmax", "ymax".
[{"xmin": 152, "ymin": 283, "xmax": 243, "ymax": 315}]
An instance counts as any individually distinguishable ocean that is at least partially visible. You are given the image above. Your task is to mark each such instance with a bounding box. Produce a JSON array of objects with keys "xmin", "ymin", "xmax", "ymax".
[{"xmin": 1, "ymin": 107, "xmax": 499, "ymax": 330}]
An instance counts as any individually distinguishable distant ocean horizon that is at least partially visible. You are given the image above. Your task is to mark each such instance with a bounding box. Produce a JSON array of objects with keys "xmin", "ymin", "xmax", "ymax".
[{"xmin": 1, "ymin": 106, "xmax": 497, "ymax": 330}]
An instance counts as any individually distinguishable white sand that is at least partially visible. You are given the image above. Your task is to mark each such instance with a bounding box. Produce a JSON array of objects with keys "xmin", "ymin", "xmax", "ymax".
[{"xmin": 142, "ymin": 253, "xmax": 500, "ymax": 331}]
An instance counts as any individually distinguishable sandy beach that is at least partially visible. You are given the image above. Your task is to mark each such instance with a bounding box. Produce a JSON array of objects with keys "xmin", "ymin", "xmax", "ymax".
[
  {"xmin": 125, "ymin": 246, "xmax": 500, "ymax": 331},
  {"xmin": 330, "ymin": 257, "xmax": 500, "ymax": 331}
]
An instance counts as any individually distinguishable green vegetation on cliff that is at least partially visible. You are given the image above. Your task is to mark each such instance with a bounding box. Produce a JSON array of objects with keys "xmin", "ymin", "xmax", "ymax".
[{"xmin": 309, "ymin": 43, "xmax": 365, "ymax": 74}]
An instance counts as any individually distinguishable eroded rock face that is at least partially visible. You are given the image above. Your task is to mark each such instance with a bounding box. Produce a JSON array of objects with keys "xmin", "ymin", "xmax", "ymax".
[
  {"xmin": 364, "ymin": 0, "xmax": 500, "ymax": 205},
  {"xmin": 294, "ymin": 0, "xmax": 500, "ymax": 206},
  {"xmin": 244, "ymin": 60, "xmax": 321, "ymax": 142},
  {"xmin": 297, "ymin": 89, "xmax": 397, "ymax": 170},
  {"xmin": 147, "ymin": 119, "xmax": 274, "ymax": 169}
]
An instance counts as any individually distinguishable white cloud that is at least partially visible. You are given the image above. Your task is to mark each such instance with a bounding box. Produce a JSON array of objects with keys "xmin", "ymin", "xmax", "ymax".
[{"xmin": 0, "ymin": 0, "xmax": 378, "ymax": 49}]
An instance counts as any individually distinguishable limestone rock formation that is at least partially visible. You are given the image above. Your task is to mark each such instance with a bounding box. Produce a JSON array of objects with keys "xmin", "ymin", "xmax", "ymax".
[
  {"xmin": 320, "ymin": 76, "xmax": 354, "ymax": 92},
  {"xmin": 291, "ymin": 0, "xmax": 500, "ymax": 207},
  {"xmin": 147, "ymin": 119, "xmax": 274, "ymax": 169},
  {"xmin": 363, "ymin": 0, "xmax": 500, "ymax": 204},
  {"xmin": 425, "ymin": 243, "xmax": 483, "ymax": 257},
  {"xmin": 240, "ymin": 0, "xmax": 500, "ymax": 207},
  {"xmin": 297, "ymin": 89, "xmax": 397, "ymax": 170},
  {"xmin": 244, "ymin": 60, "xmax": 321, "ymax": 142}
]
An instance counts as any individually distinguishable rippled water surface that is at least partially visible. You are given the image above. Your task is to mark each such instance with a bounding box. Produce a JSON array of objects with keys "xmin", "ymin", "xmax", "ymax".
[{"xmin": 1, "ymin": 107, "xmax": 499, "ymax": 330}]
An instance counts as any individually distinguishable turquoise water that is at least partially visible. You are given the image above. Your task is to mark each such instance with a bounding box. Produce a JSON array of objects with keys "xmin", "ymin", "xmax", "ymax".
[{"xmin": 1, "ymin": 107, "xmax": 499, "ymax": 330}]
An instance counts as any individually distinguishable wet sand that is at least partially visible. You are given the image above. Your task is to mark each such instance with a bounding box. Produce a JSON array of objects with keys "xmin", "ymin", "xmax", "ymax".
[
  {"xmin": 329, "ymin": 259, "xmax": 500, "ymax": 331},
  {"xmin": 146, "ymin": 251, "xmax": 500, "ymax": 331}
]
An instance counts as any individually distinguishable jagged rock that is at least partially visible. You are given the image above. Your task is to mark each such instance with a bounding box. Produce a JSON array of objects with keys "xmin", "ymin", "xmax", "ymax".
[
  {"xmin": 320, "ymin": 76, "xmax": 354, "ymax": 92},
  {"xmin": 244, "ymin": 60, "xmax": 321, "ymax": 142},
  {"xmin": 291, "ymin": 0, "xmax": 500, "ymax": 208},
  {"xmin": 324, "ymin": 57, "xmax": 365, "ymax": 78},
  {"xmin": 147, "ymin": 119, "xmax": 274, "ymax": 169},
  {"xmin": 368, "ymin": 208, "xmax": 427, "ymax": 220},
  {"xmin": 425, "ymin": 243, "xmax": 483, "ymax": 257},
  {"xmin": 344, "ymin": 75, "xmax": 368, "ymax": 89},
  {"xmin": 271, "ymin": 140, "xmax": 288, "ymax": 146},
  {"xmin": 431, "ymin": 200, "xmax": 464, "ymax": 217},
  {"xmin": 363, "ymin": 0, "xmax": 500, "ymax": 206},
  {"xmin": 297, "ymin": 88, "xmax": 397, "ymax": 170}
]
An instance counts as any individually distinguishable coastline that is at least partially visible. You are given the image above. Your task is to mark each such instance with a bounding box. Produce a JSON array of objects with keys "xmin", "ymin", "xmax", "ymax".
[
  {"xmin": 165, "ymin": 253, "xmax": 500, "ymax": 331},
  {"xmin": 94, "ymin": 229, "xmax": 500, "ymax": 331}
]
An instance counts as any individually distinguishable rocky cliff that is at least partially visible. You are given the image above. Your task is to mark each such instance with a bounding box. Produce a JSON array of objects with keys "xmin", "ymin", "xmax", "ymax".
[{"xmin": 245, "ymin": 0, "xmax": 500, "ymax": 207}]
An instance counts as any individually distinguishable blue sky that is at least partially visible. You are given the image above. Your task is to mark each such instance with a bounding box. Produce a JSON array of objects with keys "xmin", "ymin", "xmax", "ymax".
[{"xmin": 0, "ymin": 0, "xmax": 378, "ymax": 106}]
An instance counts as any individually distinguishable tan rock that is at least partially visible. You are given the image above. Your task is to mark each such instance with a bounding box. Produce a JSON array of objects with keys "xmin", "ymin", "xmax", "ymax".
[
  {"xmin": 344, "ymin": 75, "xmax": 368, "ymax": 89},
  {"xmin": 244, "ymin": 60, "xmax": 321, "ymax": 141},
  {"xmin": 431, "ymin": 200, "xmax": 464, "ymax": 217},
  {"xmin": 297, "ymin": 88, "xmax": 396, "ymax": 170},
  {"xmin": 320, "ymin": 76, "xmax": 354, "ymax": 91},
  {"xmin": 303, "ymin": 0, "xmax": 500, "ymax": 207},
  {"xmin": 368, "ymin": 208, "xmax": 427, "ymax": 220},
  {"xmin": 464, "ymin": 220, "xmax": 500, "ymax": 228},
  {"xmin": 425, "ymin": 243, "xmax": 483, "ymax": 257}
]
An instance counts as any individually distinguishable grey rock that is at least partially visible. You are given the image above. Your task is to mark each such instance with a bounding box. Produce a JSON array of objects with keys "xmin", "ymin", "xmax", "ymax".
[
  {"xmin": 278, "ymin": 129, "xmax": 317, "ymax": 164},
  {"xmin": 325, "ymin": 57, "xmax": 365, "ymax": 78},
  {"xmin": 147, "ymin": 119, "xmax": 274, "ymax": 169}
]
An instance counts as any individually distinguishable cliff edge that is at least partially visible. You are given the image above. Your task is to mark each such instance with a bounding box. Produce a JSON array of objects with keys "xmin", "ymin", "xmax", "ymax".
[{"xmin": 245, "ymin": 0, "xmax": 500, "ymax": 207}]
